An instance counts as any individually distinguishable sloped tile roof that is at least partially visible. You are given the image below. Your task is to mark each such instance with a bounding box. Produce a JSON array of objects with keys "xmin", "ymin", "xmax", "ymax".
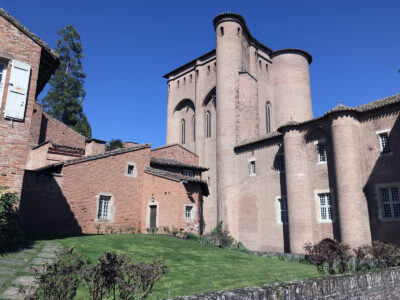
[
  {"xmin": 144, "ymin": 166, "xmax": 209, "ymax": 196},
  {"xmin": 150, "ymin": 157, "xmax": 208, "ymax": 171}
]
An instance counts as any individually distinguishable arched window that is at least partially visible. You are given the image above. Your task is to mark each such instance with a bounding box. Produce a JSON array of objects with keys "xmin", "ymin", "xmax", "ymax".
[
  {"xmin": 181, "ymin": 119, "xmax": 186, "ymax": 145},
  {"xmin": 206, "ymin": 111, "xmax": 211, "ymax": 138},
  {"xmin": 192, "ymin": 116, "xmax": 196, "ymax": 141},
  {"xmin": 266, "ymin": 102, "xmax": 271, "ymax": 133}
]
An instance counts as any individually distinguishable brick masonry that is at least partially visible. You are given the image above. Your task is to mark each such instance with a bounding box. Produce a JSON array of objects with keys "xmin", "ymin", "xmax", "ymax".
[{"xmin": 170, "ymin": 267, "xmax": 400, "ymax": 300}]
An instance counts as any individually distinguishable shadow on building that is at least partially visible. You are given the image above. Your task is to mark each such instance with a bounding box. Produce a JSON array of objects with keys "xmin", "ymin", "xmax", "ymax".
[
  {"xmin": 363, "ymin": 110, "xmax": 400, "ymax": 245},
  {"xmin": 19, "ymin": 168, "xmax": 82, "ymax": 235}
]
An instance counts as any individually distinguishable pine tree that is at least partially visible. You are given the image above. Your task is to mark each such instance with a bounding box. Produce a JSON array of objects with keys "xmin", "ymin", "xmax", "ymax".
[
  {"xmin": 106, "ymin": 139, "xmax": 124, "ymax": 151},
  {"xmin": 42, "ymin": 25, "xmax": 92, "ymax": 138}
]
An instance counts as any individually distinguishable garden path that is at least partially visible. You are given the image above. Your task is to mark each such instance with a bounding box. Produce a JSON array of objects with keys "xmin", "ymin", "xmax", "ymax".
[{"xmin": 0, "ymin": 241, "xmax": 61, "ymax": 300}]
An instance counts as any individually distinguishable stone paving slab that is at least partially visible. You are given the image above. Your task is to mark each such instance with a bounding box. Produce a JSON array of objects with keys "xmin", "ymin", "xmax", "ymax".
[
  {"xmin": 0, "ymin": 259, "xmax": 25, "ymax": 266},
  {"xmin": 31, "ymin": 258, "xmax": 53, "ymax": 265},
  {"xmin": 24, "ymin": 265, "xmax": 45, "ymax": 274},
  {"xmin": 0, "ymin": 266, "xmax": 15, "ymax": 275},
  {"xmin": 37, "ymin": 252, "xmax": 57, "ymax": 259},
  {"xmin": 0, "ymin": 287, "xmax": 22, "ymax": 300},
  {"xmin": 12, "ymin": 276, "xmax": 36, "ymax": 287}
]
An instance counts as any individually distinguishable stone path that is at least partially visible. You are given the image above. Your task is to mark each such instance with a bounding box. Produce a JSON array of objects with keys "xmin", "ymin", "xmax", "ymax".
[{"xmin": 0, "ymin": 241, "xmax": 62, "ymax": 300}]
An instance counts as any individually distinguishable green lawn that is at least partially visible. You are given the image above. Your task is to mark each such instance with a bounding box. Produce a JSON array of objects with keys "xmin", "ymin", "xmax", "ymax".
[{"xmin": 29, "ymin": 234, "xmax": 318, "ymax": 299}]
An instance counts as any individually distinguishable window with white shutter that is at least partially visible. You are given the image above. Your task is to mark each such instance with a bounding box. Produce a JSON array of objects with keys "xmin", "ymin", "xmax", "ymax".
[
  {"xmin": 4, "ymin": 60, "xmax": 31, "ymax": 120},
  {"xmin": 0, "ymin": 60, "xmax": 8, "ymax": 105}
]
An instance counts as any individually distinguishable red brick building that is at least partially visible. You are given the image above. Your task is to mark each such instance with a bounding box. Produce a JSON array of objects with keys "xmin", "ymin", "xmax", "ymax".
[{"xmin": 0, "ymin": 8, "xmax": 208, "ymax": 236}]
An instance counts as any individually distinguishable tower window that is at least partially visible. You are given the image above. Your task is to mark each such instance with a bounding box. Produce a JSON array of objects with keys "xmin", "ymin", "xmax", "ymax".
[
  {"xmin": 220, "ymin": 26, "xmax": 224, "ymax": 36},
  {"xmin": 250, "ymin": 160, "xmax": 256, "ymax": 176},
  {"xmin": 190, "ymin": 74, "xmax": 192, "ymax": 83},
  {"xmin": 266, "ymin": 102, "xmax": 271, "ymax": 133},
  {"xmin": 196, "ymin": 70, "xmax": 199, "ymax": 78},
  {"xmin": 380, "ymin": 187, "xmax": 400, "ymax": 219},
  {"xmin": 237, "ymin": 27, "xmax": 241, "ymax": 36},
  {"xmin": 278, "ymin": 197, "xmax": 288, "ymax": 224},
  {"xmin": 177, "ymin": 80, "xmax": 180, "ymax": 88},
  {"xmin": 207, "ymin": 65, "xmax": 210, "ymax": 74},
  {"xmin": 379, "ymin": 132, "xmax": 390, "ymax": 154},
  {"xmin": 181, "ymin": 119, "xmax": 186, "ymax": 145},
  {"xmin": 319, "ymin": 193, "xmax": 332, "ymax": 221},
  {"xmin": 183, "ymin": 77, "xmax": 186, "ymax": 85},
  {"xmin": 317, "ymin": 143, "xmax": 327, "ymax": 163},
  {"xmin": 206, "ymin": 111, "xmax": 211, "ymax": 138}
]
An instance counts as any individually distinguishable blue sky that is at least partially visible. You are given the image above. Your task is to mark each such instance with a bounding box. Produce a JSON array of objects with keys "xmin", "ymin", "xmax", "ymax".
[{"xmin": 3, "ymin": 1, "xmax": 400, "ymax": 147}]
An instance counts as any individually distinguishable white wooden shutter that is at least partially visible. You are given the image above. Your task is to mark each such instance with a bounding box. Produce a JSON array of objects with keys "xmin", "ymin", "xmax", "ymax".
[{"xmin": 4, "ymin": 60, "xmax": 31, "ymax": 120}]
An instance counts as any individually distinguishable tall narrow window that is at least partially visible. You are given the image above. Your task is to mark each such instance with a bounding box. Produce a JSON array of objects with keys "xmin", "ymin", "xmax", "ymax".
[
  {"xmin": 206, "ymin": 111, "xmax": 211, "ymax": 138},
  {"xmin": 181, "ymin": 119, "xmax": 186, "ymax": 145},
  {"xmin": 380, "ymin": 187, "xmax": 400, "ymax": 219},
  {"xmin": 319, "ymin": 193, "xmax": 332, "ymax": 221},
  {"xmin": 317, "ymin": 143, "xmax": 326, "ymax": 163},
  {"xmin": 220, "ymin": 26, "xmax": 224, "ymax": 36},
  {"xmin": 379, "ymin": 133, "xmax": 390, "ymax": 154},
  {"xmin": 192, "ymin": 116, "xmax": 196, "ymax": 141},
  {"xmin": 278, "ymin": 197, "xmax": 288, "ymax": 224},
  {"xmin": 266, "ymin": 102, "xmax": 271, "ymax": 133},
  {"xmin": 98, "ymin": 195, "xmax": 111, "ymax": 220},
  {"xmin": 250, "ymin": 160, "xmax": 256, "ymax": 175}
]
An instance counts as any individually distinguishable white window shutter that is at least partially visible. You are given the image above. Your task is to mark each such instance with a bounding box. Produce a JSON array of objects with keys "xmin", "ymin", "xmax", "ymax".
[{"xmin": 4, "ymin": 60, "xmax": 31, "ymax": 120}]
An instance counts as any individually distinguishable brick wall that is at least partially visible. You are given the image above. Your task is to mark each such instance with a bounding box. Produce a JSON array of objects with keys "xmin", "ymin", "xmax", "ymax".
[
  {"xmin": 30, "ymin": 101, "xmax": 86, "ymax": 148},
  {"xmin": 171, "ymin": 267, "xmax": 400, "ymax": 300},
  {"xmin": 151, "ymin": 144, "xmax": 199, "ymax": 165},
  {"xmin": 0, "ymin": 15, "xmax": 42, "ymax": 193},
  {"xmin": 20, "ymin": 145, "xmax": 203, "ymax": 234}
]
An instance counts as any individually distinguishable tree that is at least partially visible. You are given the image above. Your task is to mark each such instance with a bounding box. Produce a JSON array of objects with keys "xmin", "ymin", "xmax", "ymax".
[
  {"xmin": 42, "ymin": 25, "xmax": 92, "ymax": 138},
  {"xmin": 106, "ymin": 139, "xmax": 124, "ymax": 151}
]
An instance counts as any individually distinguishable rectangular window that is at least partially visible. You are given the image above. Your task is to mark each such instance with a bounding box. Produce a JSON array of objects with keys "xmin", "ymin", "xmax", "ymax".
[
  {"xmin": 278, "ymin": 197, "xmax": 288, "ymax": 224},
  {"xmin": 319, "ymin": 193, "xmax": 332, "ymax": 221},
  {"xmin": 317, "ymin": 143, "xmax": 326, "ymax": 163},
  {"xmin": 127, "ymin": 164, "xmax": 134, "ymax": 175},
  {"xmin": 380, "ymin": 187, "xmax": 400, "ymax": 219},
  {"xmin": 182, "ymin": 169, "xmax": 194, "ymax": 177},
  {"xmin": 250, "ymin": 161, "xmax": 256, "ymax": 175},
  {"xmin": 98, "ymin": 195, "xmax": 111, "ymax": 220},
  {"xmin": 379, "ymin": 133, "xmax": 390, "ymax": 154},
  {"xmin": 185, "ymin": 206, "xmax": 193, "ymax": 220}
]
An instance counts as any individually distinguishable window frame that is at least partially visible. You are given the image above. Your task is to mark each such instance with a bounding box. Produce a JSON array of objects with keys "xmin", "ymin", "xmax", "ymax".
[
  {"xmin": 315, "ymin": 191, "xmax": 333, "ymax": 223},
  {"xmin": 276, "ymin": 196, "xmax": 288, "ymax": 225},
  {"xmin": 249, "ymin": 159, "xmax": 256, "ymax": 176},
  {"xmin": 184, "ymin": 204, "xmax": 195, "ymax": 222},
  {"xmin": 376, "ymin": 129, "xmax": 392, "ymax": 155},
  {"xmin": 96, "ymin": 193, "xmax": 114, "ymax": 222},
  {"xmin": 181, "ymin": 119, "xmax": 186, "ymax": 145},
  {"xmin": 0, "ymin": 59, "xmax": 9, "ymax": 108},
  {"xmin": 376, "ymin": 183, "xmax": 400, "ymax": 221},
  {"xmin": 182, "ymin": 169, "xmax": 194, "ymax": 178},
  {"xmin": 125, "ymin": 162, "xmax": 137, "ymax": 178},
  {"xmin": 266, "ymin": 102, "xmax": 271, "ymax": 134},
  {"xmin": 315, "ymin": 139, "xmax": 327, "ymax": 164},
  {"xmin": 205, "ymin": 111, "xmax": 211, "ymax": 138}
]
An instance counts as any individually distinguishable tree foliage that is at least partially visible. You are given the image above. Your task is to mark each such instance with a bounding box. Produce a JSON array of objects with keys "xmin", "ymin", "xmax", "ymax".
[
  {"xmin": 42, "ymin": 25, "xmax": 92, "ymax": 138},
  {"xmin": 0, "ymin": 186, "xmax": 22, "ymax": 252},
  {"xmin": 106, "ymin": 139, "xmax": 124, "ymax": 151}
]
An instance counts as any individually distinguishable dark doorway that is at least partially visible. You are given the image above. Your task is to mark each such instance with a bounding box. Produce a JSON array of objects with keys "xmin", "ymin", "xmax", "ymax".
[{"xmin": 150, "ymin": 205, "xmax": 157, "ymax": 229}]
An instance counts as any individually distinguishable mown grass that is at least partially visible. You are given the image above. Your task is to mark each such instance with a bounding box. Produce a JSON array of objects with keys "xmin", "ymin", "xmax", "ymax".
[{"xmin": 29, "ymin": 234, "xmax": 319, "ymax": 299}]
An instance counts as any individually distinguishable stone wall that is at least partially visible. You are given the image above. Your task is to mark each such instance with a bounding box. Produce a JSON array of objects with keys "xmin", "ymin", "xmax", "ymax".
[{"xmin": 171, "ymin": 267, "xmax": 400, "ymax": 299}]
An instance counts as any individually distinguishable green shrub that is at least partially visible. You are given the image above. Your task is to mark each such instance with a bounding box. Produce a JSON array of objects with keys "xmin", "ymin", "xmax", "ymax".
[
  {"xmin": 0, "ymin": 186, "xmax": 23, "ymax": 251},
  {"xmin": 353, "ymin": 241, "xmax": 400, "ymax": 270}
]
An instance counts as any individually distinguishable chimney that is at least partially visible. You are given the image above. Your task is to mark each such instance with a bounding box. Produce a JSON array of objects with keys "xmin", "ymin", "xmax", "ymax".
[
  {"xmin": 85, "ymin": 138, "xmax": 106, "ymax": 156},
  {"xmin": 123, "ymin": 142, "xmax": 138, "ymax": 148}
]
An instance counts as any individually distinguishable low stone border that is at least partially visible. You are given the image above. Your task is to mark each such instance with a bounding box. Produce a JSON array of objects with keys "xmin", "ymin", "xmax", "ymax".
[{"xmin": 170, "ymin": 267, "xmax": 400, "ymax": 299}]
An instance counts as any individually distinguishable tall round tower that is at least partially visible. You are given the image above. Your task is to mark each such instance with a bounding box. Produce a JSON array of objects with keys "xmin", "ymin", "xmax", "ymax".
[
  {"xmin": 271, "ymin": 49, "xmax": 313, "ymax": 125},
  {"xmin": 213, "ymin": 13, "xmax": 245, "ymax": 237}
]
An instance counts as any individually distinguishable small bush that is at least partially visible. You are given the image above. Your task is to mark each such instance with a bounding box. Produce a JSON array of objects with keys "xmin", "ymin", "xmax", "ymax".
[
  {"xmin": 29, "ymin": 247, "xmax": 87, "ymax": 300},
  {"xmin": 0, "ymin": 186, "xmax": 23, "ymax": 251},
  {"xmin": 127, "ymin": 226, "xmax": 136, "ymax": 234},
  {"xmin": 304, "ymin": 238, "xmax": 351, "ymax": 275},
  {"xmin": 24, "ymin": 248, "xmax": 168, "ymax": 300},
  {"xmin": 171, "ymin": 226, "xmax": 179, "ymax": 236},
  {"xmin": 353, "ymin": 241, "xmax": 400, "ymax": 270}
]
